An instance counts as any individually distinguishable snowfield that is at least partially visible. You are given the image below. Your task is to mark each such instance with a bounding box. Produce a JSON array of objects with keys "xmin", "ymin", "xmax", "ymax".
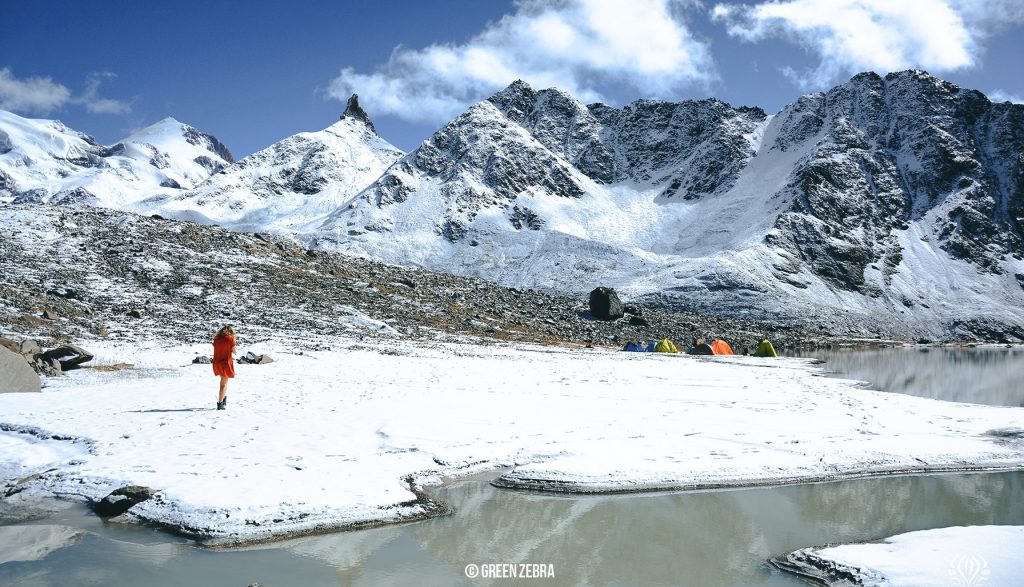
[
  {"xmin": 777, "ymin": 525, "xmax": 1024, "ymax": 586},
  {"xmin": 2, "ymin": 338, "xmax": 1024, "ymax": 545}
]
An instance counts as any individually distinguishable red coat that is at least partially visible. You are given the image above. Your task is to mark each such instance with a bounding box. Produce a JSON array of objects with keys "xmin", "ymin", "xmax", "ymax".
[{"xmin": 213, "ymin": 334, "xmax": 235, "ymax": 378}]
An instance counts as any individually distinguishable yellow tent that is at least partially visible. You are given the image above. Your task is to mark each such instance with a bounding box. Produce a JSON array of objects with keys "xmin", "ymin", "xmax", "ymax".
[{"xmin": 653, "ymin": 338, "xmax": 678, "ymax": 353}]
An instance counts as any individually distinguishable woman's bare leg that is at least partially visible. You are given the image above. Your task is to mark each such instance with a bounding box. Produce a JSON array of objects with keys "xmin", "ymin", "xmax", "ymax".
[{"xmin": 218, "ymin": 376, "xmax": 228, "ymax": 403}]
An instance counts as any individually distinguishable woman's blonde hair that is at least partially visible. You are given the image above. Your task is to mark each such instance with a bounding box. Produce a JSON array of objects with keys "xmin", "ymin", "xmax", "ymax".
[{"xmin": 216, "ymin": 324, "xmax": 235, "ymax": 339}]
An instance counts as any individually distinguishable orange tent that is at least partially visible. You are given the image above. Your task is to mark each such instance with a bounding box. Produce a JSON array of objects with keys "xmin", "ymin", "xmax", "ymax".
[{"xmin": 710, "ymin": 339, "xmax": 734, "ymax": 355}]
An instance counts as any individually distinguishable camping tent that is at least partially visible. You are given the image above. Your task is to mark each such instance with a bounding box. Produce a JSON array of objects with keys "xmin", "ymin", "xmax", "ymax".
[
  {"xmin": 623, "ymin": 341, "xmax": 648, "ymax": 352},
  {"xmin": 753, "ymin": 340, "xmax": 777, "ymax": 357},
  {"xmin": 687, "ymin": 341, "xmax": 715, "ymax": 355},
  {"xmin": 653, "ymin": 338, "xmax": 678, "ymax": 353},
  {"xmin": 710, "ymin": 339, "xmax": 734, "ymax": 355}
]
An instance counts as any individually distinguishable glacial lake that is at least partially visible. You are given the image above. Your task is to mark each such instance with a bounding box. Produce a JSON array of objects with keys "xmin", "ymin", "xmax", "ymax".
[{"xmin": 2, "ymin": 347, "xmax": 1024, "ymax": 587}]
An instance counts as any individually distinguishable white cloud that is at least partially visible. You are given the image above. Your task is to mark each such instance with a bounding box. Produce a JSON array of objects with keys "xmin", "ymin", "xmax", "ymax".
[
  {"xmin": 0, "ymin": 68, "xmax": 131, "ymax": 116},
  {"xmin": 0, "ymin": 68, "xmax": 72, "ymax": 113},
  {"xmin": 74, "ymin": 72, "xmax": 132, "ymax": 115},
  {"xmin": 711, "ymin": 0, "xmax": 1024, "ymax": 89},
  {"xmin": 988, "ymin": 89, "xmax": 1024, "ymax": 104},
  {"xmin": 327, "ymin": 0, "xmax": 715, "ymax": 123}
]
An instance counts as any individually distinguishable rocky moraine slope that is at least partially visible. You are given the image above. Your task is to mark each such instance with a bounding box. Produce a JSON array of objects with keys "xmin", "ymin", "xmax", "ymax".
[{"xmin": 0, "ymin": 204, "xmax": 826, "ymax": 353}]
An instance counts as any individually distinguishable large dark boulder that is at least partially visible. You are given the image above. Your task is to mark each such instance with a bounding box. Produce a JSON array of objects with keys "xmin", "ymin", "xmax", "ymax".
[
  {"xmin": 589, "ymin": 287, "xmax": 624, "ymax": 320},
  {"xmin": 93, "ymin": 485, "xmax": 156, "ymax": 517},
  {"xmin": 40, "ymin": 345, "xmax": 94, "ymax": 371},
  {"xmin": 0, "ymin": 346, "xmax": 41, "ymax": 393}
]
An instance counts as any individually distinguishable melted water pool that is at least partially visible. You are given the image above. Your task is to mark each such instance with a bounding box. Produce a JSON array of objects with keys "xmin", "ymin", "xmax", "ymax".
[
  {"xmin": 3, "ymin": 471, "xmax": 1024, "ymax": 586},
  {"xmin": 806, "ymin": 346, "xmax": 1024, "ymax": 407}
]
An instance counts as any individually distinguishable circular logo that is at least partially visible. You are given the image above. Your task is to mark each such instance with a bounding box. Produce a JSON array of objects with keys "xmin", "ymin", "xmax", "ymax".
[{"xmin": 464, "ymin": 563, "xmax": 479, "ymax": 578}]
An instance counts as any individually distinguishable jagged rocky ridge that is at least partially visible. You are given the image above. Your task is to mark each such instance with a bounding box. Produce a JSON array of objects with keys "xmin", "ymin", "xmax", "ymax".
[
  {"xmin": 0, "ymin": 204, "xmax": 829, "ymax": 351},
  {"xmin": 315, "ymin": 71, "xmax": 1024, "ymax": 341},
  {"xmin": 0, "ymin": 111, "xmax": 233, "ymax": 208},
  {"xmin": 766, "ymin": 70, "xmax": 1024, "ymax": 290}
]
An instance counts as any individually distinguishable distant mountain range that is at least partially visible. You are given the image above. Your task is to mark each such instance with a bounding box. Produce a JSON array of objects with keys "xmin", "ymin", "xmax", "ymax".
[{"xmin": 2, "ymin": 71, "xmax": 1022, "ymax": 340}]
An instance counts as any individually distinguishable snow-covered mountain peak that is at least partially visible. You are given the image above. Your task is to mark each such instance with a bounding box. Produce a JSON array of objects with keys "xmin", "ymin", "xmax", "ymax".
[
  {"xmin": 487, "ymin": 79, "xmax": 537, "ymax": 121},
  {"xmin": 142, "ymin": 112, "xmax": 404, "ymax": 232},
  {"xmin": 124, "ymin": 117, "xmax": 235, "ymax": 164},
  {"xmin": 0, "ymin": 110, "xmax": 233, "ymax": 208}
]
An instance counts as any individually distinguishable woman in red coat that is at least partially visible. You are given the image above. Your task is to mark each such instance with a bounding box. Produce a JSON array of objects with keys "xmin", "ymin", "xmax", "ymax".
[{"xmin": 213, "ymin": 325, "xmax": 236, "ymax": 410}]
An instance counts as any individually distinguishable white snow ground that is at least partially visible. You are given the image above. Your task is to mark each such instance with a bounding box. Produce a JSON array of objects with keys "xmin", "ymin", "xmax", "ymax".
[
  {"xmin": 785, "ymin": 525, "xmax": 1024, "ymax": 586},
  {"xmin": 1, "ymin": 339, "xmax": 1023, "ymax": 545}
]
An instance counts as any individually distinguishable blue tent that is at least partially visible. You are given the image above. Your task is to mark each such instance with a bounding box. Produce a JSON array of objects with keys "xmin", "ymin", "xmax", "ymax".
[{"xmin": 623, "ymin": 341, "xmax": 649, "ymax": 352}]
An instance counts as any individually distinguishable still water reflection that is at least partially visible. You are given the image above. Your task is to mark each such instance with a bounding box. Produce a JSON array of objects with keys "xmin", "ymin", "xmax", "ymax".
[
  {"xmin": 3, "ymin": 471, "xmax": 1024, "ymax": 586},
  {"xmin": 804, "ymin": 346, "xmax": 1024, "ymax": 407}
]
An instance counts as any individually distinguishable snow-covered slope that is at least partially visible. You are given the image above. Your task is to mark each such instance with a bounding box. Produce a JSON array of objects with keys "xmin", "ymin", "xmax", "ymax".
[
  {"xmin": 142, "ymin": 95, "xmax": 404, "ymax": 231},
  {"xmin": 312, "ymin": 72, "xmax": 1024, "ymax": 340},
  {"xmin": 0, "ymin": 111, "xmax": 233, "ymax": 208}
]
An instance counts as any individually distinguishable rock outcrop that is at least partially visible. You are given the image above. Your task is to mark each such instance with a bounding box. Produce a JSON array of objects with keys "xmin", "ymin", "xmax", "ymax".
[
  {"xmin": 341, "ymin": 94, "xmax": 377, "ymax": 134},
  {"xmin": 93, "ymin": 485, "xmax": 157, "ymax": 517},
  {"xmin": 0, "ymin": 346, "xmax": 40, "ymax": 393}
]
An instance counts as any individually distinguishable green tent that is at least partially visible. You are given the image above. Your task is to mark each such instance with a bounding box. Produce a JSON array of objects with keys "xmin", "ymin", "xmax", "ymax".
[{"xmin": 753, "ymin": 340, "xmax": 777, "ymax": 357}]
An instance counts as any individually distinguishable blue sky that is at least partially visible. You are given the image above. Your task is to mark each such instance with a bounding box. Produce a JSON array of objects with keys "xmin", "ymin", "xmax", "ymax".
[{"xmin": 3, "ymin": 0, "xmax": 1023, "ymax": 158}]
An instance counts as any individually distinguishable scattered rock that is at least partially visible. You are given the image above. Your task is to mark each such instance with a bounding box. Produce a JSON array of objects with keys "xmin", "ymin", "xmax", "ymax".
[
  {"xmin": 47, "ymin": 286, "xmax": 80, "ymax": 300},
  {"xmin": 19, "ymin": 340, "xmax": 41, "ymax": 356},
  {"xmin": 192, "ymin": 356, "xmax": 212, "ymax": 364},
  {"xmin": 984, "ymin": 427, "xmax": 1024, "ymax": 439},
  {"xmin": 31, "ymin": 355, "xmax": 62, "ymax": 378},
  {"xmin": 0, "ymin": 346, "xmax": 41, "ymax": 393},
  {"xmin": 85, "ymin": 363, "xmax": 133, "ymax": 372},
  {"xmin": 93, "ymin": 485, "xmax": 157, "ymax": 517},
  {"xmin": 238, "ymin": 352, "xmax": 273, "ymax": 365},
  {"xmin": 40, "ymin": 345, "xmax": 94, "ymax": 371},
  {"xmin": 589, "ymin": 287, "xmax": 624, "ymax": 321},
  {"xmin": 128, "ymin": 309, "xmax": 144, "ymax": 319},
  {"xmin": 628, "ymin": 315, "xmax": 650, "ymax": 327},
  {"xmin": 40, "ymin": 308, "xmax": 59, "ymax": 321}
]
